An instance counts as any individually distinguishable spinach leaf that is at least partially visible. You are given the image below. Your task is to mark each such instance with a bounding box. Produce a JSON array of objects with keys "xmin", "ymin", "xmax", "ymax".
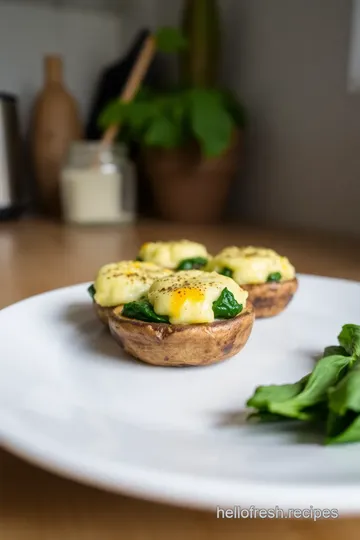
[
  {"xmin": 247, "ymin": 376, "xmax": 310, "ymax": 411},
  {"xmin": 250, "ymin": 405, "xmax": 328, "ymax": 424},
  {"xmin": 323, "ymin": 345, "xmax": 348, "ymax": 358},
  {"xmin": 212, "ymin": 288, "xmax": 243, "ymax": 319},
  {"xmin": 247, "ymin": 355, "xmax": 351, "ymax": 420},
  {"xmin": 246, "ymin": 323, "xmax": 360, "ymax": 444},
  {"xmin": 219, "ymin": 267, "xmax": 233, "ymax": 278},
  {"xmin": 338, "ymin": 324, "xmax": 360, "ymax": 358},
  {"xmin": 269, "ymin": 355, "xmax": 351, "ymax": 419},
  {"xmin": 122, "ymin": 299, "xmax": 170, "ymax": 324},
  {"xmin": 267, "ymin": 272, "xmax": 282, "ymax": 282},
  {"xmin": 248, "ymin": 411, "xmax": 297, "ymax": 423},
  {"xmin": 325, "ymin": 356, "xmax": 360, "ymax": 444},
  {"xmin": 326, "ymin": 410, "xmax": 360, "ymax": 444},
  {"xmin": 87, "ymin": 284, "xmax": 96, "ymax": 301},
  {"xmin": 327, "ymin": 360, "xmax": 360, "ymax": 416},
  {"xmin": 176, "ymin": 257, "xmax": 208, "ymax": 270}
]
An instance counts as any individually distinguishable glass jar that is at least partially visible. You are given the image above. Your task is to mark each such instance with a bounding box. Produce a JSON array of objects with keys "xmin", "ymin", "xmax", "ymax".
[{"xmin": 60, "ymin": 141, "xmax": 136, "ymax": 225}]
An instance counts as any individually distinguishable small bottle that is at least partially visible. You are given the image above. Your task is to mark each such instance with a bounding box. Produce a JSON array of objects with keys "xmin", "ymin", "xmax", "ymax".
[
  {"xmin": 31, "ymin": 55, "xmax": 83, "ymax": 218},
  {"xmin": 60, "ymin": 141, "xmax": 137, "ymax": 225}
]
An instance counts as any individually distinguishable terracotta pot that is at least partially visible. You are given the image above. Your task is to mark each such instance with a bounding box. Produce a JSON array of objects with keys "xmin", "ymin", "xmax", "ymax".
[{"xmin": 143, "ymin": 130, "xmax": 242, "ymax": 224}]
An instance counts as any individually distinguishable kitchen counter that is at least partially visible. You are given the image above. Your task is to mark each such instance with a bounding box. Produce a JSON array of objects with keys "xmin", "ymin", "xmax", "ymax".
[{"xmin": 1, "ymin": 218, "xmax": 360, "ymax": 539}]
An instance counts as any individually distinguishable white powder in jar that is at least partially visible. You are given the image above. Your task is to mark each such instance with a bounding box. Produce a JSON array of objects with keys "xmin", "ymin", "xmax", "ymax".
[{"xmin": 61, "ymin": 166, "xmax": 134, "ymax": 224}]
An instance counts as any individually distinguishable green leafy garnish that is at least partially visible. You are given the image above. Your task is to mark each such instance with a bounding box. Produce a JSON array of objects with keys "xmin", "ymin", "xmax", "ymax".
[
  {"xmin": 338, "ymin": 324, "xmax": 360, "ymax": 358},
  {"xmin": 323, "ymin": 345, "xmax": 348, "ymax": 357},
  {"xmin": 246, "ymin": 324, "xmax": 360, "ymax": 445},
  {"xmin": 247, "ymin": 376, "xmax": 310, "ymax": 412},
  {"xmin": 212, "ymin": 288, "xmax": 243, "ymax": 319},
  {"xmin": 326, "ymin": 410, "xmax": 360, "ymax": 444},
  {"xmin": 219, "ymin": 267, "xmax": 233, "ymax": 278},
  {"xmin": 176, "ymin": 257, "xmax": 207, "ymax": 271},
  {"xmin": 135, "ymin": 256, "xmax": 143, "ymax": 261},
  {"xmin": 328, "ymin": 360, "xmax": 360, "ymax": 415},
  {"xmin": 267, "ymin": 272, "xmax": 282, "ymax": 282},
  {"xmin": 248, "ymin": 411, "xmax": 296, "ymax": 423},
  {"xmin": 247, "ymin": 356, "xmax": 350, "ymax": 421},
  {"xmin": 87, "ymin": 284, "xmax": 96, "ymax": 301},
  {"xmin": 122, "ymin": 299, "xmax": 169, "ymax": 324}
]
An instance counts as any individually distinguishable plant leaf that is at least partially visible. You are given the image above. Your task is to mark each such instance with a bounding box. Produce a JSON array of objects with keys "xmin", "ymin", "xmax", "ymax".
[
  {"xmin": 144, "ymin": 116, "xmax": 181, "ymax": 148},
  {"xmin": 122, "ymin": 299, "xmax": 169, "ymax": 324},
  {"xmin": 98, "ymin": 100, "xmax": 128, "ymax": 129},
  {"xmin": 155, "ymin": 27, "xmax": 188, "ymax": 53},
  {"xmin": 126, "ymin": 101, "xmax": 156, "ymax": 131},
  {"xmin": 97, "ymin": 86, "xmax": 247, "ymax": 158},
  {"xmin": 135, "ymin": 86, "xmax": 155, "ymax": 101},
  {"xmin": 189, "ymin": 88, "xmax": 234, "ymax": 158},
  {"xmin": 338, "ymin": 324, "xmax": 360, "ymax": 358},
  {"xmin": 212, "ymin": 287, "xmax": 243, "ymax": 319},
  {"xmin": 98, "ymin": 90, "xmax": 157, "ymax": 136},
  {"xmin": 176, "ymin": 257, "xmax": 208, "ymax": 271}
]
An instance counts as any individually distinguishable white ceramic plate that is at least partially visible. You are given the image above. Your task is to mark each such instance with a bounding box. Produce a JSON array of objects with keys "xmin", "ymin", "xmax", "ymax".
[{"xmin": 1, "ymin": 275, "xmax": 360, "ymax": 514}]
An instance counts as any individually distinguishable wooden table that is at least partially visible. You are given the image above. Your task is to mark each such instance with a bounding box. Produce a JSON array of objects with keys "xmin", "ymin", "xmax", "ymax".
[{"xmin": 1, "ymin": 218, "xmax": 360, "ymax": 539}]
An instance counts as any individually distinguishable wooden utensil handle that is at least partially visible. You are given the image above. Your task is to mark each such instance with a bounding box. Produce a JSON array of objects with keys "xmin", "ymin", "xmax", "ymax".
[{"xmin": 101, "ymin": 35, "xmax": 156, "ymax": 146}]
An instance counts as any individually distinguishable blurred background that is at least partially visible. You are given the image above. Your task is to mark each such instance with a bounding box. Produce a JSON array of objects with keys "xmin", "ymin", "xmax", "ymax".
[{"xmin": 1, "ymin": 0, "xmax": 360, "ymax": 236}]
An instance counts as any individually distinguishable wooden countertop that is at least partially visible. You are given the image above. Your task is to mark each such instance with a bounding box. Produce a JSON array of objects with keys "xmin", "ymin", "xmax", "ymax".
[{"xmin": 1, "ymin": 218, "xmax": 360, "ymax": 539}]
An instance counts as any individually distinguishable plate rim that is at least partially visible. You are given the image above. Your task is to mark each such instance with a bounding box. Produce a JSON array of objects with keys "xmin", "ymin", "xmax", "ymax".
[
  {"xmin": 1, "ymin": 273, "xmax": 360, "ymax": 514},
  {"xmin": 2, "ymin": 412, "xmax": 360, "ymax": 516}
]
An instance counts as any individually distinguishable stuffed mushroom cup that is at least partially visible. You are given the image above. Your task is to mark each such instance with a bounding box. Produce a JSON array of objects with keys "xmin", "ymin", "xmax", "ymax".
[
  {"xmin": 108, "ymin": 270, "xmax": 255, "ymax": 367},
  {"xmin": 207, "ymin": 247, "xmax": 298, "ymax": 318},
  {"xmin": 137, "ymin": 240, "xmax": 211, "ymax": 271},
  {"xmin": 88, "ymin": 261, "xmax": 173, "ymax": 326}
]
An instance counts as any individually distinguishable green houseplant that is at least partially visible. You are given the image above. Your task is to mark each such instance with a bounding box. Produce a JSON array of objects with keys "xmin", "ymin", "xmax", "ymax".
[{"xmin": 100, "ymin": 1, "xmax": 246, "ymax": 223}]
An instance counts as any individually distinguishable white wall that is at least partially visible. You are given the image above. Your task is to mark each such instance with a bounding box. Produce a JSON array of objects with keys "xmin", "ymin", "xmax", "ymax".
[
  {"xmin": 221, "ymin": 0, "xmax": 360, "ymax": 236},
  {"xmin": 0, "ymin": 1, "xmax": 123, "ymax": 132}
]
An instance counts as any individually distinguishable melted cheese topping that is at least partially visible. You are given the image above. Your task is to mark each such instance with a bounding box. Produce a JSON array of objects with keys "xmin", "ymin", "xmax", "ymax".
[
  {"xmin": 138, "ymin": 240, "xmax": 209, "ymax": 269},
  {"xmin": 148, "ymin": 270, "xmax": 248, "ymax": 324},
  {"xmin": 207, "ymin": 246, "xmax": 295, "ymax": 285},
  {"xmin": 94, "ymin": 261, "xmax": 172, "ymax": 307}
]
